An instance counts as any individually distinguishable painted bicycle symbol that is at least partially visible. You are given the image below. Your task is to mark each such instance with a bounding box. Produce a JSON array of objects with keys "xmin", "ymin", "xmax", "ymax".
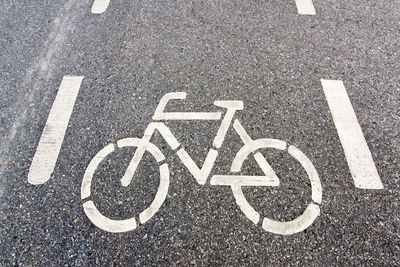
[{"xmin": 81, "ymin": 92, "xmax": 322, "ymax": 235}]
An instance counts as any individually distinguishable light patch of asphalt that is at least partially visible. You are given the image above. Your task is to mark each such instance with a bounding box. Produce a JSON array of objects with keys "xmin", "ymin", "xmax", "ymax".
[{"xmin": 0, "ymin": 0, "xmax": 85, "ymax": 197}]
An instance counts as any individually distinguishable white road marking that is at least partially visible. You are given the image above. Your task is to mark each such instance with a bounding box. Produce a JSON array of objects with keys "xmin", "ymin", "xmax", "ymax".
[
  {"xmin": 288, "ymin": 145, "xmax": 322, "ymax": 203},
  {"xmin": 253, "ymin": 152, "xmax": 281, "ymax": 186},
  {"xmin": 295, "ymin": 0, "xmax": 316, "ymax": 15},
  {"xmin": 211, "ymin": 174, "xmax": 278, "ymax": 186},
  {"xmin": 212, "ymin": 101, "xmax": 243, "ymax": 148},
  {"xmin": 81, "ymin": 143, "xmax": 115, "ymax": 199},
  {"xmin": 211, "ymin": 152, "xmax": 280, "ymax": 186},
  {"xmin": 79, "ymin": 92, "xmax": 324, "ymax": 234},
  {"xmin": 83, "ymin": 201, "xmax": 137, "ymax": 233},
  {"xmin": 121, "ymin": 123, "xmax": 179, "ymax": 187},
  {"xmin": 143, "ymin": 123, "xmax": 180, "ymax": 150},
  {"xmin": 139, "ymin": 163, "xmax": 169, "ymax": 224},
  {"xmin": 232, "ymin": 119, "xmax": 253, "ymax": 145},
  {"xmin": 231, "ymin": 137, "xmax": 286, "ymax": 172},
  {"xmin": 118, "ymin": 138, "xmax": 165, "ymax": 187},
  {"xmin": 262, "ymin": 203, "xmax": 320, "ymax": 235},
  {"xmin": 91, "ymin": 0, "xmax": 111, "ymax": 14},
  {"xmin": 321, "ymin": 79, "xmax": 384, "ymax": 189},
  {"xmin": 28, "ymin": 76, "xmax": 84, "ymax": 185},
  {"xmin": 224, "ymin": 121, "xmax": 322, "ymax": 233},
  {"xmin": 82, "ymin": 138, "xmax": 169, "ymax": 232},
  {"xmin": 177, "ymin": 148, "xmax": 218, "ymax": 185},
  {"xmin": 231, "ymin": 184, "xmax": 260, "ymax": 224},
  {"xmin": 153, "ymin": 92, "xmax": 221, "ymax": 120}
]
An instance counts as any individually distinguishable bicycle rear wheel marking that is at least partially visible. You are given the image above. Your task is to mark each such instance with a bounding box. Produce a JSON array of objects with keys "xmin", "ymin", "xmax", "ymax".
[
  {"xmin": 139, "ymin": 163, "xmax": 169, "ymax": 224},
  {"xmin": 83, "ymin": 201, "xmax": 137, "ymax": 233},
  {"xmin": 81, "ymin": 143, "xmax": 115, "ymax": 200},
  {"xmin": 81, "ymin": 138, "xmax": 169, "ymax": 233}
]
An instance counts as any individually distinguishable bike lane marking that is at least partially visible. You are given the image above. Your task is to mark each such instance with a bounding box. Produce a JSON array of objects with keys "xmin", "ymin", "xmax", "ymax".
[
  {"xmin": 91, "ymin": 0, "xmax": 111, "ymax": 14},
  {"xmin": 28, "ymin": 76, "xmax": 84, "ymax": 185},
  {"xmin": 321, "ymin": 79, "xmax": 384, "ymax": 189},
  {"xmin": 295, "ymin": 0, "xmax": 316, "ymax": 15}
]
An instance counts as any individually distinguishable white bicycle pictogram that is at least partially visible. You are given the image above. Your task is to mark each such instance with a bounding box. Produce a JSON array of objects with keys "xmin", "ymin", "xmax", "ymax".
[{"xmin": 81, "ymin": 92, "xmax": 322, "ymax": 235}]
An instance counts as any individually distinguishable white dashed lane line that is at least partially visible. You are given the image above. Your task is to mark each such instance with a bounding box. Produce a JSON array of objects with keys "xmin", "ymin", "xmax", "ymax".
[
  {"xmin": 321, "ymin": 79, "xmax": 384, "ymax": 190},
  {"xmin": 295, "ymin": 0, "xmax": 316, "ymax": 15},
  {"xmin": 28, "ymin": 76, "xmax": 84, "ymax": 185},
  {"xmin": 91, "ymin": 0, "xmax": 111, "ymax": 14}
]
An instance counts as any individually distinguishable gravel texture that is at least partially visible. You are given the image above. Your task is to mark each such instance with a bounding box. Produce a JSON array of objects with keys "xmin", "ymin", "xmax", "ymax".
[{"xmin": 0, "ymin": 0, "xmax": 399, "ymax": 265}]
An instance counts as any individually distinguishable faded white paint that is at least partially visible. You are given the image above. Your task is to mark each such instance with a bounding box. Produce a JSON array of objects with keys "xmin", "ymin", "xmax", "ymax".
[
  {"xmin": 219, "ymin": 121, "xmax": 322, "ymax": 234},
  {"xmin": 28, "ymin": 76, "xmax": 83, "ymax": 185},
  {"xmin": 119, "ymin": 138, "xmax": 165, "ymax": 187},
  {"xmin": 321, "ymin": 79, "xmax": 383, "ymax": 189},
  {"xmin": 295, "ymin": 0, "xmax": 316, "ymax": 15}
]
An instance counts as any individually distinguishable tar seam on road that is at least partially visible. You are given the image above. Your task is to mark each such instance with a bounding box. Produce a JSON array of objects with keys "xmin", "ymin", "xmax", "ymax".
[
  {"xmin": 321, "ymin": 79, "xmax": 384, "ymax": 189},
  {"xmin": 28, "ymin": 76, "xmax": 84, "ymax": 185}
]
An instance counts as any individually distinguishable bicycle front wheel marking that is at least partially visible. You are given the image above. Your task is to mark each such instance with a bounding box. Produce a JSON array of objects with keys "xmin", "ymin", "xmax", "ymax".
[
  {"xmin": 262, "ymin": 203, "xmax": 320, "ymax": 235},
  {"xmin": 288, "ymin": 145, "xmax": 322, "ymax": 204},
  {"xmin": 231, "ymin": 140, "xmax": 323, "ymax": 235},
  {"xmin": 81, "ymin": 138, "xmax": 169, "ymax": 233}
]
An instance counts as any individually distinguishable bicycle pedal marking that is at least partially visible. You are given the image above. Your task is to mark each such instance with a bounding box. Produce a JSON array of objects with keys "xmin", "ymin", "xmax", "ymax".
[{"xmin": 79, "ymin": 92, "xmax": 323, "ymax": 235}]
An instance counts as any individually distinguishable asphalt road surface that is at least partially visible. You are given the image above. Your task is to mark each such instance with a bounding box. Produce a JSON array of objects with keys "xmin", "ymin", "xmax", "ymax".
[{"xmin": 0, "ymin": 0, "xmax": 399, "ymax": 265}]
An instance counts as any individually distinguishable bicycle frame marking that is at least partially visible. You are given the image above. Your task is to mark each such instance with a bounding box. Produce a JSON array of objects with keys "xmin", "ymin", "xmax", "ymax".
[
  {"xmin": 120, "ymin": 92, "xmax": 279, "ymax": 187},
  {"xmin": 81, "ymin": 92, "xmax": 322, "ymax": 235}
]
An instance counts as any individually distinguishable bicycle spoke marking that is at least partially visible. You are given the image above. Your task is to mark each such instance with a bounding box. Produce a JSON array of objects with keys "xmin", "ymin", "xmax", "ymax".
[
  {"xmin": 28, "ymin": 76, "xmax": 84, "ymax": 185},
  {"xmin": 294, "ymin": 0, "xmax": 316, "ymax": 15},
  {"xmin": 321, "ymin": 79, "xmax": 384, "ymax": 189},
  {"xmin": 91, "ymin": 0, "xmax": 111, "ymax": 14}
]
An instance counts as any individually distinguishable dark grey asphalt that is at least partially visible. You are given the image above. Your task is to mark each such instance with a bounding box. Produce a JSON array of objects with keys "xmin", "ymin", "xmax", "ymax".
[{"xmin": 0, "ymin": 0, "xmax": 399, "ymax": 265}]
